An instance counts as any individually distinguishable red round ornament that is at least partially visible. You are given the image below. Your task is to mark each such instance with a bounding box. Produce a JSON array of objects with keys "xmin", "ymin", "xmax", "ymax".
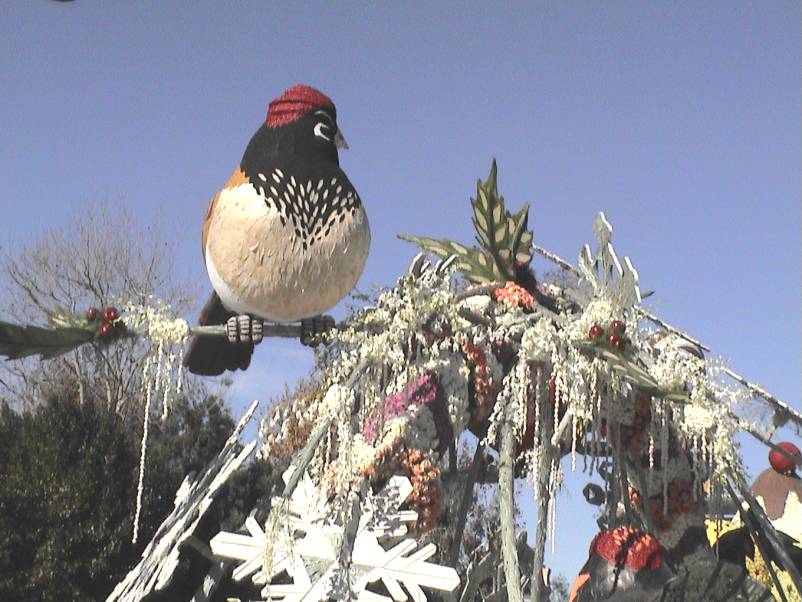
[
  {"xmin": 86, "ymin": 307, "xmax": 98, "ymax": 322},
  {"xmin": 607, "ymin": 332, "xmax": 622, "ymax": 348},
  {"xmin": 611, "ymin": 319, "xmax": 626, "ymax": 333},
  {"xmin": 102, "ymin": 306, "xmax": 118, "ymax": 322},
  {"xmin": 589, "ymin": 324, "xmax": 603, "ymax": 338},
  {"xmin": 99, "ymin": 322, "xmax": 113, "ymax": 337},
  {"xmin": 769, "ymin": 441, "xmax": 801, "ymax": 475}
]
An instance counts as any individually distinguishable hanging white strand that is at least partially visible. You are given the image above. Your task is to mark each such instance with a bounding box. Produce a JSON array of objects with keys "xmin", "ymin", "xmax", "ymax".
[
  {"xmin": 132, "ymin": 352, "xmax": 154, "ymax": 544},
  {"xmin": 571, "ymin": 414, "xmax": 578, "ymax": 472},
  {"xmin": 160, "ymin": 350, "xmax": 174, "ymax": 420},
  {"xmin": 648, "ymin": 393, "xmax": 656, "ymax": 472},
  {"xmin": 548, "ymin": 458, "xmax": 558, "ymax": 554},
  {"xmin": 587, "ymin": 367, "xmax": 599, "ymax": 473},
  {"xmin": 702, "ymin": 432, "xmax": 709, "ymax": 485},
  {"xmin": 535, "ymin": 364, "xmax": 542, "ymax": 446},
  {"xmin": 553, "ymin": 370, "xmax": 561, "ymax": 430},
  {"xmin": 152, "ymin": 341, "xmax": 165, "ymax": 400},
  {"xmin": 583, "ymin": 425, "xmax": 589, "ymax": 474},
  {"xmin": 661, "ymin": 401, "xmax": 669, "ymax": 515},
  {"xmin": 591, "ymin": 376, "xmax": 603, "ymax": 474},
  {"xmin": 174, "ymin": 347, "xmax": 185, "ymax": 397},
  {"xmin": 691, "ymin": 433, "xmax": 702, "ymax": 501}
]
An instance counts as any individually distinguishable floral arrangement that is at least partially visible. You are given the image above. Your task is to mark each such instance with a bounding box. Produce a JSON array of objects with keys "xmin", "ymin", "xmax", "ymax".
[{"xmin": 2, "ymin": 162, "xmax": 800, "ymax": 600}]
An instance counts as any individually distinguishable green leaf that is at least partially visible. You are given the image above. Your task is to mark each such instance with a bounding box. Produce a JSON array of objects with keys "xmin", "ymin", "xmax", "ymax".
[
  {"xmin": 400, "ymin": 160, "xmax": 536, "ymax": 282},
  {"xmin": 0, "ymin": 321, "xmax": 95, "ymax": 360},
  {"xmin": 508, "ymin": 203, "xmax": 532, "ymax": 265},
  {"xmin": 469, "ymin": 161, "xmax": 536, "ymax": 277},
  {"xmin": 397, "ymin": 235, "xmax": 500, "ymax": 283},
  {"xmin": 470, "ymin": 161, "xmax": 515, "ymax": 279}
]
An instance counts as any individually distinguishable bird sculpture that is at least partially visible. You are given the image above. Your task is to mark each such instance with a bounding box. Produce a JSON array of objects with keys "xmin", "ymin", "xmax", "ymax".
[{"xmin": 184, "ymin": 84, "xmax": 370, "ymax": 375}]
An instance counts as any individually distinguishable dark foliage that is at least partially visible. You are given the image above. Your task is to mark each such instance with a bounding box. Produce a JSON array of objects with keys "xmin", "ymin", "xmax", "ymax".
[
  {"xmin": 0, "ymin": 395, "xmax": 137, "ymax": 600},
  {"xmin": 0, "ymin": 388, "xmax": 268, "ymax": 601}
]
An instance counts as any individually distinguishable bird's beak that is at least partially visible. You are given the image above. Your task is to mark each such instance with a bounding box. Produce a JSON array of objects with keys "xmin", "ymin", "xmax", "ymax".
[{"xmin": 334, "ymin": 128, "xmax": 349, "ymax": 150}]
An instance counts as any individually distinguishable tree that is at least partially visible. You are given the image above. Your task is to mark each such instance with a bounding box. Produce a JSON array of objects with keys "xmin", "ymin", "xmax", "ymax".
[
  {"xmin": 549, "ymin": 573, "xmax": 570, "ymax": 601},
  {"xmin": 0, "ymin": 200, "xmax": 197, "ymax": 419},
  {"xmin": 0, "ymin": 379, "xmax": 269, "ymax": 601},
  {"xmin": 0, "ymin": 390, "xmax": 138, "ymax": 600}
]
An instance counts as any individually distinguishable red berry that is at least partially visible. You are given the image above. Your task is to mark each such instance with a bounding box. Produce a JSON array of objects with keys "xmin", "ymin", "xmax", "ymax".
[
  {"xmin": 99, "ymin": 322, "xmax": 113, "ymax": 337},
  {"xmin": 589, "ymin": 324, "xmax": 603, "ymax": 338},
  {"xmin": 86, "ymin": 307, "xmax": 98, "ymax": 322},
  {"xmin": 769, "ymin": 441, "xmax": 801, "ymax": 474},
  {"xmin": 611, "ymin": 320, "xmax": 626, "ymax": 333},
  {"xmin": 102, "ymin": 306, "xmax": 118, "ymax": 322},
  {"xmin": 607, "ymin": 332, "xmax": 622, "ymax": 348}
]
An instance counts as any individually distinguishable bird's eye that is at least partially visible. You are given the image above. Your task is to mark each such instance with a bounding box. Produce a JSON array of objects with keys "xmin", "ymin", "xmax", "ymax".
[
  {"xmin": 314, "ymin": 121, "xmax": 332, "ymax": 142},
  {"xmin": 313, "ymin": 110, "xmax": 336, "ymax": 143}
]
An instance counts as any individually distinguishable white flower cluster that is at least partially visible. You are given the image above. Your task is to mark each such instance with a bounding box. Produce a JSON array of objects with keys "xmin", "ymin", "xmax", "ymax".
[
  {"xmin": 437, "ymin": 361, "xmax": 470, "ymax": 432},
  {"xmin": 520, "ymin": 318, "xmax": 558, "ymax": 363},
  {"xmin": 567, "ymin": 297, "xmax": 621, "ymax": 343},
  {"xmin": 121, "ymin": 300, "xmax": 190, "ymax": 345},
  {"xmin": 259, "ymin": 391, "xmax": 317, "ymax": 462},
  {"xmin": 121, "ymin": 299, "xmax": 191, "ymax": 544},
  {"xmin": 120, "ymin": 300, "xmax": 190, "ymax": 420},
  {"xmin": 253, "ymin": 237, "xmax": 766, "ymax": 559},
  {"xmin": 650, "ymin": 335, "xmax": 706, "ymax": 404}
]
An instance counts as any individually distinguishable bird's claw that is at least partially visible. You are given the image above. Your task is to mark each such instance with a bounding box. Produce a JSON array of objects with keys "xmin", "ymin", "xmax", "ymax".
[
  {"xmin": 300, "ymin": 315, "xmax": 335, "ymax": 347},
  {"xmin": 226, "ymin": 315, "xmax": 264, "ymax": 344}
]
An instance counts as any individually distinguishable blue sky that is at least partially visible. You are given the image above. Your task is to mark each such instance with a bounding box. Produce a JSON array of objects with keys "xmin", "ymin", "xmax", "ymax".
[{"xmin": 1, "ymin": 1, "xmax": 799, "ymax": 581}]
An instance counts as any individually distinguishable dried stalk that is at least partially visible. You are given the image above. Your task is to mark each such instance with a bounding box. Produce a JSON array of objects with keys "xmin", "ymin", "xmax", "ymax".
[
  {"xmin": 498, "ymin": 417, "xmax": 522, "ymax": 602},
  {"xmin": 530, "ymin": 477, "xmax": 550, "ymax": 602},
  {"xmin": 448, "ymin": 442, "xmax": 485, "ymax": 565}
]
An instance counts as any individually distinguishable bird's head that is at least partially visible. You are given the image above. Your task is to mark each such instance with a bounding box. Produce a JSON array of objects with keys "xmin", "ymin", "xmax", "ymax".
[{"xmin": 265, "ymin": 84, "xmax": 348, "ymax": 154}]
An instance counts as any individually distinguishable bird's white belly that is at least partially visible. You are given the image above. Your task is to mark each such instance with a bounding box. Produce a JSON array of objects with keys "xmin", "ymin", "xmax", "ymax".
[{"xmin": 205, "ymin": 183, "xmax": 370, "ymax": 322}]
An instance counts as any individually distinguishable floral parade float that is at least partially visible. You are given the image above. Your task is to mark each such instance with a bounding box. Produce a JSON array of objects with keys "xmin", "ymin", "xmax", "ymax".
[{"xmin": 2, "ymin": 163, "xmax": 801, "ymax": 601}]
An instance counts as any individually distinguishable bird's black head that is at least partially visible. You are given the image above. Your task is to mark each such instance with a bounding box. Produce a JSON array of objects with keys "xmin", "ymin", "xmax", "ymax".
[{"xmin": 243, "ymin": 84, "xmax": 347, "ymax": 167}]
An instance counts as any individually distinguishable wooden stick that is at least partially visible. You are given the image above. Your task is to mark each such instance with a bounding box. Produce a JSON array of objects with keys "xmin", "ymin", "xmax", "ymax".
[
  {"xmin": 498, "ymin": 418, "xmax": 523, "ymax": 602},
  {"xmin": 722, "ymin": 367, "xmax": 802, "ymax": 432},
  {"xmin": 189, "ymin": 323, "xmax": 302, "ymax": 339},
  {"xmin": 724, "ymin": 480, "xmax": 796, "ymax": 601},
  {"xmin": 447, "ymin": 442, "xmax": 485, "ymax": 565}
]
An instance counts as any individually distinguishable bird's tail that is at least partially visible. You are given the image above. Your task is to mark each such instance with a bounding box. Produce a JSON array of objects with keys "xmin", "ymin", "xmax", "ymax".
[{"xmin": 182, "ymin": 292, "xmax": 254, "ymax": 376}]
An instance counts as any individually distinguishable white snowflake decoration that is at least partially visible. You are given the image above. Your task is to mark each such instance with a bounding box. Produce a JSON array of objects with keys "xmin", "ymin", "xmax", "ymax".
[{"xmin": 209, "ymin": 468, "xmax": 459, "ymax": 602}]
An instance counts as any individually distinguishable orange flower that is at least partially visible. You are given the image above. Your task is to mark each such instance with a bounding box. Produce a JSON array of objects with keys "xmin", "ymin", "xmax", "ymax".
[
  {"xmin": 492, "ymin": 281, "xmax": 535, "ymax": 310},
  {"xmin": 396, "ymin": 447, "xmax": 443, "ymax": 533}
]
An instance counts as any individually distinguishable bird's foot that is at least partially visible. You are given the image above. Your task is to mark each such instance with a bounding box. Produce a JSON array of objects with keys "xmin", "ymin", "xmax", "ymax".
[
  {"xmin": 226, "ymin": 315, "xmax": 264, "ymax": 344},
  {"xmin": 300, "ymin": 315, "xmax": 336, "ymax": 347}
]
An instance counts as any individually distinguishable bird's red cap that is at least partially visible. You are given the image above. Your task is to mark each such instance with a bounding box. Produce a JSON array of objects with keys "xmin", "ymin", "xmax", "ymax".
[
  {"xmin": 266, "ymin": 84, "xmax": 334, "ymax": 128},
  {"xmin": 588, "ymin": 527, "xmax": 663, "ymax": 572}
]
